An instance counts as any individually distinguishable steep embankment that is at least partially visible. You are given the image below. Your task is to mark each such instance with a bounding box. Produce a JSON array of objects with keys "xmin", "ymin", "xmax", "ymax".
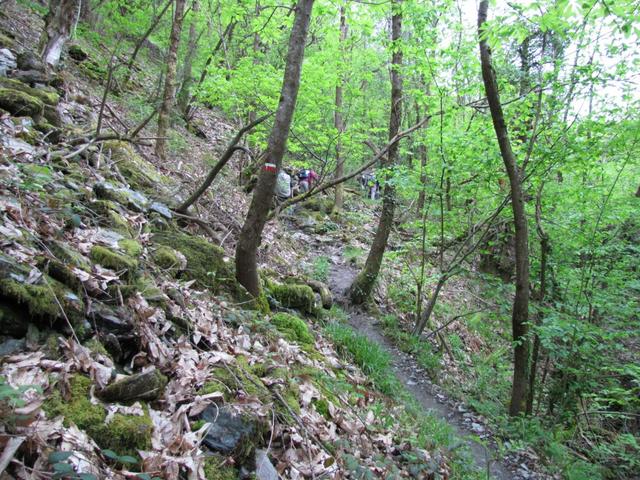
[{"xmin": 0, "ymin": 3, "xmax": 481, "ymax": 479}]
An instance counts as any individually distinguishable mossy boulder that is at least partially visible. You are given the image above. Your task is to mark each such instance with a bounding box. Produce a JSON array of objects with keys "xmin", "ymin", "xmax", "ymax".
[
  {"xmin": 93, "ymin": 182, "xmax": 150, "ymax": 212},
  {"xmin": 44, "ymin": 375, "xmax": 153, "ymax": 456},
  {"xmin": 151, "ymin": 245, "xmax": 186, "ymax": 275},
  {"xmin": 0, "ymin": 88, "xmax": 43, "ymax": 118},
  {"xmin": 37, "ymin": 257, "xmax": 81, "ymax": 291},
  {"xmin": 90, "ymin": 245, "xmax": 138, "ymax": 277},
  {"xmin": 98, "ymin": 369, "xmax": 167, "ymax": 402},
  {"xmin": 78, "ymin": 59, "xmax": 107, "ymax": 82},
  {"xmin": 300, "ymin": 197, "xmax": 334, "ymax": 213},
  {"xmin": 268, "ymin": 283, "xmax": 317, "ymax": 315},
  {"xmin": 0, "ymin": 253, "xmax": 84, "ymax": 334},
  {"xmin": 103, "ymin": 141, "xmax": 165, "ymax": 192},
  {"xmin": 0, "ymin": 77, "xmax": 59, "ymax": 105},
  {"xmin": 152, "ymin": 232, "xmax": 234, "ymax": 293},
  {"xmin": 68, "ymin": 44, "xmax": 89, "ymax": 62},
  {"xmin": 46, "ymin": 240, "xmax": 91, "ymax": 271},
  {"xmin": 271, "ymin": 313, "xmax": 314, "ymax": 346}
]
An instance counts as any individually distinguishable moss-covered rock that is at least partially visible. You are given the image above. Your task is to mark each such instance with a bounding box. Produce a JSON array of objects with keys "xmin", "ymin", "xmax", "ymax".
[
  {"xmin": 37, "ymin": 257, "xmax": 81, "ymax": 290},
  {"xmin": 93, "ymin": 182, "xmax": 150, "ymax": 212},
  {"xmin": 44, "ymin": 375, "xmax": 153, "ymax": 456},
  {"xmin": 78, "ymin": 59, "xmax": 106, "ymax": 82},
  {"xmin": 271, "ymin": 313, "xmax": 314, "ymax": 346},
  {"xmin": 90, "ymin": 245, "xmax": 138, "ymax": 277},
  {"xmin": 300, "ymin": 197, "xmax": 334, "ymax": 213},
  {"xmin": 0, "ymin": 32, "xmax": 15, "ymax": 49},
  {"xmin": 152, "ymin": 232, "xmax": 234, "ymax": 293},
  {"xmin": 46, "ymin": 240, "xmax": 91, "ymax": 271},
  {"xmin": 0, "ymin": 88, "xmax": 44, "ymax": 118},
  {"xmin": 0, "ymin": 77, "xmax": 59, "ymax": 105},
  {"xmin": 268, "ymin": 283, "xmax": 317, "ymax": 315},
  {"xmin": 68, "ymin": 44, "xmax": 88, "ymax": 62},
  {"xmin": 98, "ymin": 369, "xmax": 167, "ymax": 402},
  {"xmin": 0, "ymin": 253, "xmax": 84, "ymax": 334},
  {"xmin": 103, "ymin": 141, "xmax": 165, "ymax": 192},
  {"xmin": 151, "ymin": 245, "xmax": 186, "ymax": 274}
]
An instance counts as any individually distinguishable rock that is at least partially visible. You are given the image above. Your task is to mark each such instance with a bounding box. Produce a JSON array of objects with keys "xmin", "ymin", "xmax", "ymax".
[
  {"xmin": 68, "ymin": 44, "xmax": 88, "ymax": 62},
  {"xmin": 268, "ymin": 283, "xmax": 317, "ymax": 315},
  {"xmin": 98, "ymin": 368, "xmax": 167, "ymax": 402},
  {"xmin": 149, "ymin": 201, "xmax": 172, "ymax": 219},
  {"xmin": 91, "ymin": 303, "xmax": 133, "ymax": 335},
  {"xmin": 255, "ymin": 449, "xmax": 279, "ymax": 480},
  {"xmin": 16, "ymin": 52, "xmax": 44, "ymax": 72},
  {"xmin": 0, "ymin": 77, "xmax": 59, "ymax": 105},
  {"xmin": 471, "ymin": 422, "xmax": 485, "ymax": 434},
  {"xmin": 93, "ymin": 182, "xmax": 149, "ymax": 212},
  {"xmin": 201, "ymin": 405, "xmax": 265, "ymax": 467},
  {"xmin": 43, "ymin": 104, "xmax": 64, "ymax": 127},
  {"xmin": 0, "ymin": 88, "xmax": 44, "ymax": 118},
  {"xmin": 0, "ymin": 48, "xmax": 16, "ymax": 76},
  {"xmin": 271, "ymin": 312, "xmax": 315, "ymax": 346},
  {"xmin": 0, "ymin": 33, "xmax": 15, "ymax": 49},
  {"xmin": 10, "ymin": 69, "xmax": 62, "ymax": 88},
  {"xmin": 90, "ymin": 245, "xmax": 138, "ymax": 277},
  {"xmin": 305, "ymin": 279, "xmax": 332, "ymax": 309},
  {"xmin": 0, "ymin": 338, "xmax": 26, "ymax": 356}
]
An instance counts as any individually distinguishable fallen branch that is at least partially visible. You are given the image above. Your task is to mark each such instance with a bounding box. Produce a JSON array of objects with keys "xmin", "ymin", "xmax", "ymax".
[
  {"xmin": 423, "ymin": 310, "xmax": 483, "ymax": 340},
  {"xmin": 175, "ymin": 112, "xmax": 272, "ymax": 214},
  {"xmin": 269, "ymin": 115, "xmax": 432, "ymax": 218}
]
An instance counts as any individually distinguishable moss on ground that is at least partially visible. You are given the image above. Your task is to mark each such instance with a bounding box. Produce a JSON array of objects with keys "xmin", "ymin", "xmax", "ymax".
[
  {"xmin": 201, "ymin": 359, "xmax": 269, "ymax": 403},
  {"xmin": 118, "ymin": 238, "xmax": 143, "ymax": 257},
  {"xmin": 271, "ymin": 313, "xmax": 314, "ymax": 346},
  {"xmin": 44, "ymin": 375, "xmax": 153, "ymax": 456},
  {"xmin": 269, "ymin": 283, "xmax": 316, "ymax": 315},
  {"xmin": 203, "ymin": 455, "xmax": 238, "ymax": 480},
  {"xmin": 152, "ymin": 246, "xmax": 182, "ymax": 272},
  {"xmin": 90, "ymin": 245, "xmax": 138, "ymax": 276}
]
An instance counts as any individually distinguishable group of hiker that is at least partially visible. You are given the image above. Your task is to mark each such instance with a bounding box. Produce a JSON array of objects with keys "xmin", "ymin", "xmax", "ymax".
[
  {"xmin": 275, "ymin": 167, "xmax": 320, "ymax": 203},
  {"xmin": 274, "ymin": 166, "xmax": 381, "ymax": 204}
]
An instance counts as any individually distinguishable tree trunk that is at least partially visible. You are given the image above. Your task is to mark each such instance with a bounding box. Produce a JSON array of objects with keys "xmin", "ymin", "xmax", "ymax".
[
  {"xmin": 40, "ymin": 0, "xmax": 79, "ymax": 67},
  {"xmin": 333, "ymin": 3, "xmax": 348, "ymax": 211},
  {"xmin": 527, "ymin": 182, "xmax": 550, "ymax": 414},
  {"xmin": 349, "ymin": 0, "xmax": 402, "ymax": 305},
  {"xmin": 155, "ymin": 0, "xmax": 186, "ymax": 161},
  {"xmin": 235, "ymin": 0, "xmax": 315, "ymax": 297},
  {"xmin": 413, "ymin": 274, "xmax": 447, "ymax": 336},
  {"xmin": 177, "ymin": 0, "xmax": 200, "ymax": 116},
  {"xmin": 415, "ymin": 103, "xmax": 429, "ymax": 216},
  {"xmin": 478, "ymin": 0, "xmax": 530, "ymax": 417},
  {"xmin": 123, "ymin": 0, "xmax": 172, "ymax": 84}
]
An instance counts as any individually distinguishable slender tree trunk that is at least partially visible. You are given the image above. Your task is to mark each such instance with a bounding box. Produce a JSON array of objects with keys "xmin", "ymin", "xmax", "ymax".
[
  {"xmin": 415, "ymin": 103, "xmax": 429, "ymax": 215},
  {"xmin": 40, "ymin": 0, "xmax": 79, "ymax": 67},
  {"xmin": 333, "ymin": 3, "xmax": 348, "ymax": 210},
  {"xmin": 413, "ymin": 274, "xmax": 447, "ymax": 335},
  {"xmin": 527, "ymin": 182, "xmax": 550, "ymax": 414},
  {"xmin": 349, "ymin": 0, "xmax": 403, "ymax": 304},
  {"xmin": 235, "ymin": 0, "xmax": 315, "ymax": 297},
  {"xmin": 123, "ymin": 0, "xmax": 172, "ymax": 84},
  {"xmin": 478, "ymin": 0, "xmax": 530, "ymax": 417},
  {"xmin": 177, "ymin": 0, "xmax": 200, "ymax": 116},
  {"xmin": 155, "ymin": 0, "xmax": 186, "ymax": 161}
]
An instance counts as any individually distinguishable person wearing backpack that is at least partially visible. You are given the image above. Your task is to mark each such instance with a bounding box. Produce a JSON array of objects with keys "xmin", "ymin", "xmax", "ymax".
[
  {"xmin": 298, "ymin": 168, "xmax": 318, "ymax": 193},
  {"xmin": 275, "ymin": 167, "xmax": 292, "ymax": 204}
]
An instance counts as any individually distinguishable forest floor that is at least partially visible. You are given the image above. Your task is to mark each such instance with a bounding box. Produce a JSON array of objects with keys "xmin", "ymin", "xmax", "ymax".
[{"xmin": 293, "ymin": 219, "xmax": 551, "ymax": 480}]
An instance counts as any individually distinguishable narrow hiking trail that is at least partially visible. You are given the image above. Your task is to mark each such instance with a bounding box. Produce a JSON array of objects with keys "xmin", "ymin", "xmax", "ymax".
[{"xmin": 300, "ymin": 230, "xmax": 543, "ymax": 480}]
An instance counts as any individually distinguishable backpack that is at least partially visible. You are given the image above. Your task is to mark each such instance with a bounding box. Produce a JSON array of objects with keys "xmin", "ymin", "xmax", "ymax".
[{"xmin": 298, "ymin": 169, "xmax": 310, "ymax": 181}]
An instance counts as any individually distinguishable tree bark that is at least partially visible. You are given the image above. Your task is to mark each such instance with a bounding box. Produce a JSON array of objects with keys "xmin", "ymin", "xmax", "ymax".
[
  {"xmin": 349, "ymin": 0, "xmax": 403, "ymax": 305},
  {"xmin": 177, "ymin": 0, "xmax": 200, "ymax": 116},
  {"xmin": 235, "ymin": 0, "xmax": 315, "ymax": 297},
  {"xmin": 333, "ymin": 3, "xmax": 348, "ymax": 211},
  {"xmin": 478, "ymin": 0, "xmax": 530, "ymax": 417},
  {"xmin": 40, "ymin": 0, "xmax": 79, "ymax": 67},
  {"xmin": 155, "ymin": 0, "xmax": 186, "ymax": 161}
]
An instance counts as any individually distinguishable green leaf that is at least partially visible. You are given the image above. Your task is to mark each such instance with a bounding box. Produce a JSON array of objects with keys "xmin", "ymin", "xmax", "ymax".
[
  {"xmin": 102, "ymin": 449, "xmax": 119, "ymax": 460},
  {"xmin": 48, "ymin": 451, "xmax": 74, "ymax": 463},
  {"xmin": 118, "ymin": 455, "xmax": 139, "ymax": 465},
  {"xmin": 53, "ymin": 462, "xmax": 74, "ymax": 474}
]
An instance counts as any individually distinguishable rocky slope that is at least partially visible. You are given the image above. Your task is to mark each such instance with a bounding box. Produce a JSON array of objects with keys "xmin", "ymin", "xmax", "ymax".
[{"xmin": 0, "ymin": 2, "xmax": 467, "ymax": 479}]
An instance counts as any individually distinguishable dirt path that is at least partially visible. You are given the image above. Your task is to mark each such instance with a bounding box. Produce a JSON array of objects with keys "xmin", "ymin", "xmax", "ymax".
[{"xmin": 322, "ymin": 248, "xmax": 519, "ymax": 480}]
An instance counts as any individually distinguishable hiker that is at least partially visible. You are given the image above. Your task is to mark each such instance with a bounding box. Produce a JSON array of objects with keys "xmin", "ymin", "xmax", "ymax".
[
  {"xmin": 360, "ymin": 172, "xmax": 380, "ymax": 199},
  {"xmin": 297, "ymin": 168, "xmax": 318, "ymax": 193},
  {"xmin": 275, "ymin": 167, "xmax": 292, "ymax": 204}
]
